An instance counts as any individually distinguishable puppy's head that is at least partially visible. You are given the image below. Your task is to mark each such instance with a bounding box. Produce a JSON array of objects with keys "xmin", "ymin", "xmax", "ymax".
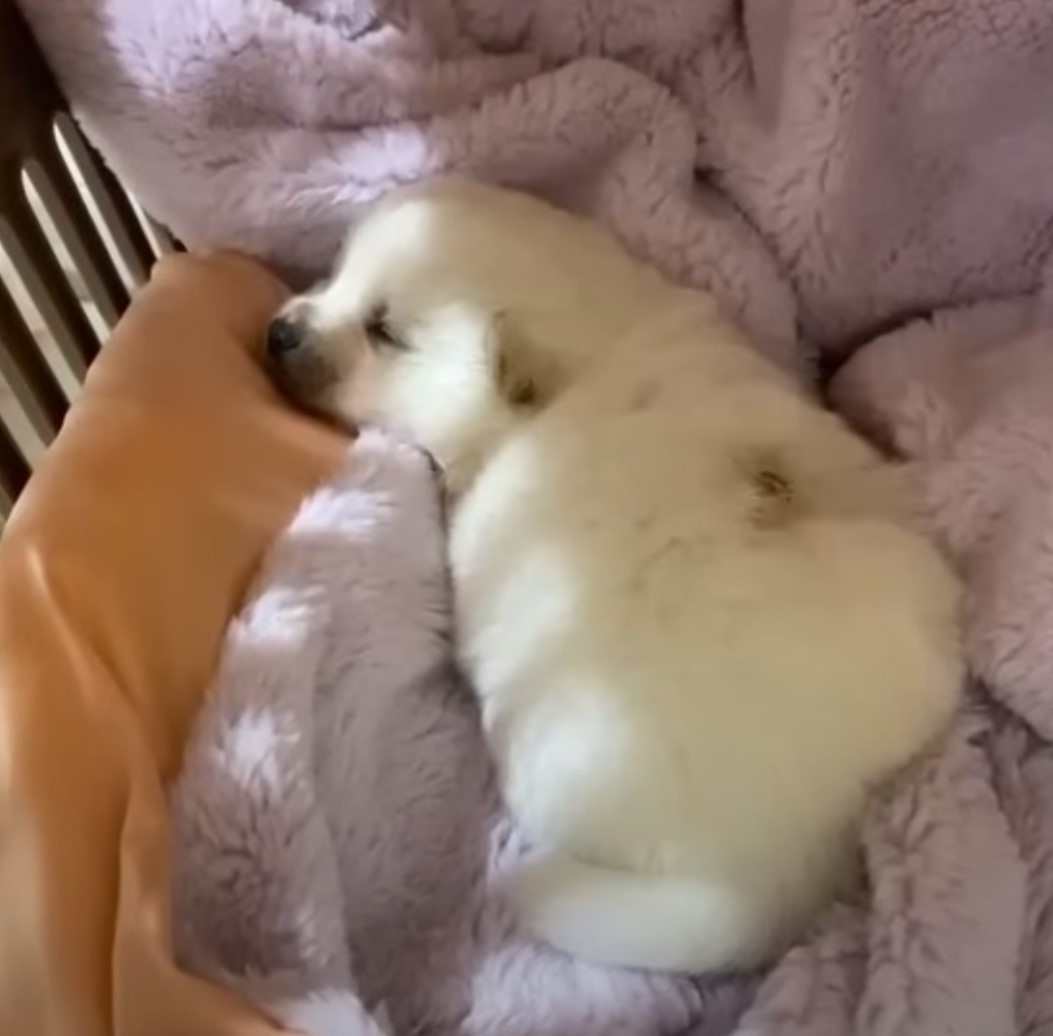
[{"xmin": 266, "ymin": 179, "xmax": 645, "ymax": 492}]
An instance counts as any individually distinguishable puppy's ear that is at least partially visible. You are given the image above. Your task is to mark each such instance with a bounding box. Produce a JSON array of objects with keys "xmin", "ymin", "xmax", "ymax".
[{"xmin": 489, "ymin": 313, "xmax": 544, "ymax": 409}]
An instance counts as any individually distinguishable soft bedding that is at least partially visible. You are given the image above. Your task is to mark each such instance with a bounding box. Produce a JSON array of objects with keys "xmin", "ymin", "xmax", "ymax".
[
  {"xmin": 169, "ymin": 298, "xmax": 1053, "ymax": 1036},
  {"xmin": 8, "ymin": 1, "xmax": 1053, "ymax": 1034},
  {"xmin": 0, "ymin": 252, "xmax": 347, "ymax": 1036},
  {"xmin": 20, "ymin": 0, "xmax": 1053, "ymax": 369}
]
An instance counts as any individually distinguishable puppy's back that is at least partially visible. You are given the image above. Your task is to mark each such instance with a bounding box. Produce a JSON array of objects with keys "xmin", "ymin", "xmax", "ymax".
[{"xmin": 453, "ymin": 324, "xmax": 961, "ymax": 970}]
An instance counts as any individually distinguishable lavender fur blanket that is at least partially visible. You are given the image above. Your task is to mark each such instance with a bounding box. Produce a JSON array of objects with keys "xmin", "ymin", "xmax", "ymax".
[
  {"xmin": 168, "ymin": 311, "xmax": 1053, "ymax": 1036},
  {"xmin": 17, "ymin": 0, "xmax": 1053, "ymax": 1033}
]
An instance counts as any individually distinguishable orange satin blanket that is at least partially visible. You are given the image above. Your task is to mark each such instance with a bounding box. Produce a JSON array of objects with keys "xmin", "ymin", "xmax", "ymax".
[{"xmin": 0, "ymin": 253, "xmax": 347, "ymax": 1035}]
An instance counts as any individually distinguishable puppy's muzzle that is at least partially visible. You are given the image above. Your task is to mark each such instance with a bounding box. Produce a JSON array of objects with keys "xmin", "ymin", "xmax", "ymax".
[
  {"xmin": 267, "ymin": 315, "xmax": 304, "ymax": 362},
  {"xmin": 265, "ymin": 315, "xmax": 338, "ymax": 405}
]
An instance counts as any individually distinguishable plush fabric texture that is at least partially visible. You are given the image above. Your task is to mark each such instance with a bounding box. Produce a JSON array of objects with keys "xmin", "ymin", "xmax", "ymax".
[
  {"xmin": 19, "ymin": 0, "xmax": 1053, "ymax": 368},
  {"xmin": 169, "ymin": 330, "xmax": 1053, "ymax": 1036},
  {"xmin": 0, "ymin": 252, "xmax": 348, "ymax": 1036}
]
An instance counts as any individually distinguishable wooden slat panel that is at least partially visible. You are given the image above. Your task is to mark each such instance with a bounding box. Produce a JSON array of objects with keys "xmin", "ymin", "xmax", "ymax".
[
  {"xmin": 54, "ymin": 113, "xmax": 157, "ymax": 288},
  {"xmin": 0, "ymin": 416, "xmax": 30, "ymax": 518},
  {"xmin": 138, "ymin": 205, "xmax": 180, "ymax": 257},
  {"xmin": 0, "ymin": 196, "xmax": 96, "ymax": 375},
  {"xmin": 0, "ymin": 266, "xmax": 68, "ymax": 445},
  {"xmin": 29, "ymin": 145, "xmax": 130, "ymax": 326},
  {"xmin": 0, "ymin": 1, "xmax": 178, "ymax": 517},
  {"xmin": 0, "ymin": 2, "xmax": 66, "ymax": 159},
  {"xmin": 0, "ymin": 2, "xmax": 100, "ymax": 377},
  {"xmin": 82, "ymin": 137, "xmax": 157, "ymax": 276}
]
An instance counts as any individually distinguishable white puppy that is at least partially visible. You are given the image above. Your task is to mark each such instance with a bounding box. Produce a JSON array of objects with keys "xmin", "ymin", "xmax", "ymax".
[{"xmin": 267, "ymin": 180, "xmax": 963, "ymax": 973}]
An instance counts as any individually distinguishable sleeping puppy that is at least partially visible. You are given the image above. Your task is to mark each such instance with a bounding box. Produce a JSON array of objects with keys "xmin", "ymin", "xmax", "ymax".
[{"xmin": 266, "ymin": 180, "xmax": 963, "ymax": 973}]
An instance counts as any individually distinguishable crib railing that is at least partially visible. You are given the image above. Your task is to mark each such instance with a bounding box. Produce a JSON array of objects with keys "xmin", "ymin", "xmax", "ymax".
[{"xmin": 0, "ymin": 1, "xmax": 174, "ymax": 518}]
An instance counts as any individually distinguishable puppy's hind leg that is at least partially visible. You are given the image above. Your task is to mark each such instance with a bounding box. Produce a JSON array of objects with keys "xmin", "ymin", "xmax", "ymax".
[{"xmin": 499, "ymin": 854, "xmax": 780, "ymax": 974}]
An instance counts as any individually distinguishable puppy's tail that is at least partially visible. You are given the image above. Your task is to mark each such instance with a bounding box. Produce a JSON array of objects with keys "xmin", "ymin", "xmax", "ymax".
[{"xmin": 503, "ymin": 856, "xmax": 779, "ymax": 974}]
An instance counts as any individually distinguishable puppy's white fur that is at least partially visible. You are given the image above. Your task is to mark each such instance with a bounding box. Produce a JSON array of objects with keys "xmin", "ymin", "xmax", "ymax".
[{"xmin": 275, "ymin": 180, "xmax": 963, "ymax": 973}]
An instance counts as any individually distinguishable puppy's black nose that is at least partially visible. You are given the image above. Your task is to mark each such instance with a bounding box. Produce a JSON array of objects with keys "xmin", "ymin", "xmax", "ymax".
[{"xmin": 267, "ymin": 317, "xmax": 303, "ymax": 361}]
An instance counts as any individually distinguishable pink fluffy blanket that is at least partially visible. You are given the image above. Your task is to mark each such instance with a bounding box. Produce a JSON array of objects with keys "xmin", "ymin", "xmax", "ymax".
[{"xmin": 18, "ymin": 1, "xmax": 1053, "ymax": 1033}]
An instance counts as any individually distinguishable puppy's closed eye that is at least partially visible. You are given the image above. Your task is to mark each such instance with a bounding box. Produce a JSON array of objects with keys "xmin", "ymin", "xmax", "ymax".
[{"xmin": 364, "ymin": 305, "xmax": 406, "ymax": 350}]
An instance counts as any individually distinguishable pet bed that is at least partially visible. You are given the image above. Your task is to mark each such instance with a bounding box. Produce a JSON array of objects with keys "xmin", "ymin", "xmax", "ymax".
[{"xmin": 4, "ymin": 2, "xmax": 1053, "ymax": 1035}]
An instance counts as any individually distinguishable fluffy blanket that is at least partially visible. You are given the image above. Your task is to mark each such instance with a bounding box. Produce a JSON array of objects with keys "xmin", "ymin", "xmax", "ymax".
[
  {"xmin": 167, "ymin": 296, "xmax": 1053, "ymax": 1036},
  {"xmin": 18, "ymin": 0, "xmax": 1053, "ymax": 370},
  {"xmin": 166, "ymin": 292, "xmax": 1053, "ymax": 1036},
  {"xmin": 17, "ymin": 0, "xmax": 1053, "ymax": 1032}
]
